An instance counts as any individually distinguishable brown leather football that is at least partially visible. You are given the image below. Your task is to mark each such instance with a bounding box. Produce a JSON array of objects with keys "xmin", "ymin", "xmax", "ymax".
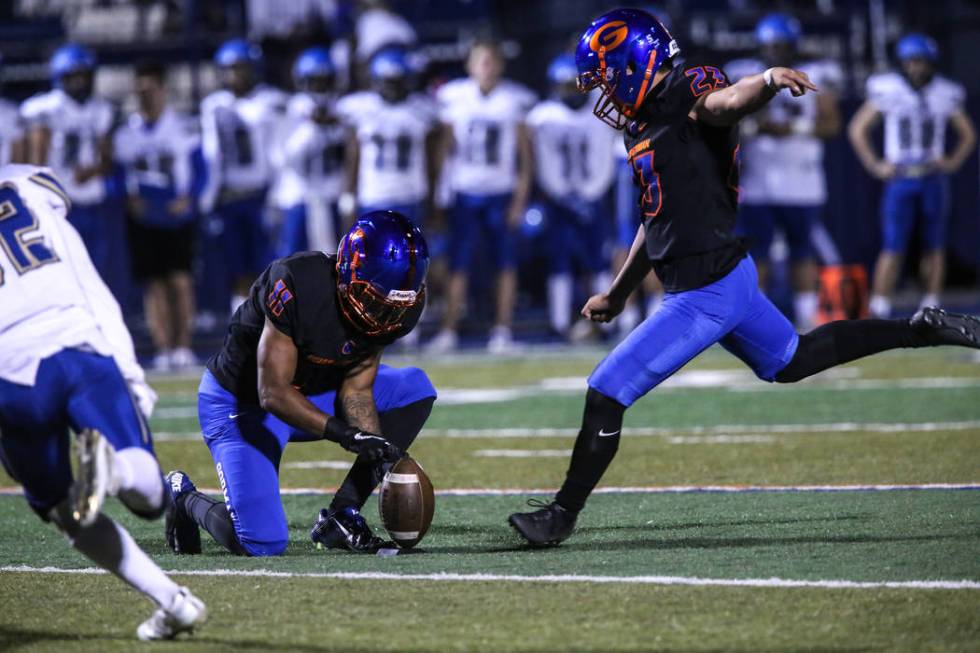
[{"xmin": 378, "ymin": 456, "xmax": 435, "ymax": 549}]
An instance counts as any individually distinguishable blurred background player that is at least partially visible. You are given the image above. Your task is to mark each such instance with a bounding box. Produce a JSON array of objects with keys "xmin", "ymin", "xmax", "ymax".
[
  {"xmin": 429, "ymin": 37, "xmax": 536, "ymax": 353},
  {"xmin": 527, "ymin": 53, "xmax": 617, "ymax": 340},
  {"xmin": 0, "ymin": 55, "xmax": 25, "ymax": 165},
  {"xmin": 849, "ymin": 33, "xmax": 976, "ymax": 318},
  {"xmin": 726, "ymin": 13, "xmax": 843, "ymax": 329},
  {"xmin": 199, "ymin": 39, "xmax": 286, "ymax": 315},
  {"xmin": 115, "ymin": 61, "xmax": 200, "ymax": 372},
  {"xmin": 165, "ymin": 212, "xmax": 436, "ymax": 557},
  {"xmin": 0, "ymin": 164, "xmax": 207, "ymax": 640},
  {"xmin": 274, "ymin": 46, "xmax": 347, "ymax": 258},
  {"xmin": 20, "ymin": 44, "xmax": 123, "ymax": 296}
]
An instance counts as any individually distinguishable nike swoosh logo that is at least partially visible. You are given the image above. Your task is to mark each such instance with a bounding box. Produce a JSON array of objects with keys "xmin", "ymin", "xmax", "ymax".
[
  {"xmin": 598, "ymin": 429, "xmax": 620, "ymax": 437},
  {"xmin": 228, "ymin": 413, "xmax": 240, "ymax": 420}
]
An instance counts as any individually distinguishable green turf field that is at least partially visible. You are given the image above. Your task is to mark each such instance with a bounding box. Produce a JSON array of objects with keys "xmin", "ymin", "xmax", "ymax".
[{"xmin": 1, "ymin": 346, "xmax": 979, "ymax": 651}]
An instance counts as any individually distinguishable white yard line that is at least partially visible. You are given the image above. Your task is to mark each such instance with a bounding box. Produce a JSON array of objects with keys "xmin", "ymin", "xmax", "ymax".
[
  {"xmin": 472, "ymin": 449, "xmax": 574, "ymax": 458},
  {"xmin": 1, "ymin": 565, "xmax": 976, "ymax": 590}
]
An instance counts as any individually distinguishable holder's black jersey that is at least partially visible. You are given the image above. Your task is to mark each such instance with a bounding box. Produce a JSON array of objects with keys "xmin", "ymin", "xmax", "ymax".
[
  {"xmin": 207, "ymin": 252, "xmax": 422, "ymax": 403},
  {"xmin": 624, "ymin": 58, "xmax": 746, "ymax": 292}
]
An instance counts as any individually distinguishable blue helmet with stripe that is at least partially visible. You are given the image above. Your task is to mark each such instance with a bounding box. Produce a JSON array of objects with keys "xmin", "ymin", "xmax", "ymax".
[
  {"xmin": 336, "ymin": 210, "xmax": 429, "ymax": 337},
  {"xmin": 369, "ymin": 46, "xmax": 411, "ymax": 81},
  {"xmin": 755, "ymin": 13, "xmax": 801, "ymax": 46},
  {"xmin": 214, "ymin": 39, "xmax": 262, "ymax": 67},
  {"xmin": 575, "ymin": 8, "xmax": 680, "ymax": 129},
  {"xmin": 896, "ymin": 33, "xmax": 939, "ymax": 62},
  {"xmin": 50, "ymin": 43, "xmax": 96, "ymax": 84},
  {"xmin": 293, "ymin": 46, "xmax": 335, "ymax": 81}
]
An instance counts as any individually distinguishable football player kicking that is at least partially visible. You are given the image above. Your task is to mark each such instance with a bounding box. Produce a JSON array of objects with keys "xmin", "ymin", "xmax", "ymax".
[
  {"xmin": 166, "ymin": 211, "xmax": 436, "ymax": 556},
  {"xmin": 508, "ymin": 9, "xmax": 980, "ymax": 547},
  {"xmin": 0, "ymin": 164, "xmax": 206, "ymax": 639}
]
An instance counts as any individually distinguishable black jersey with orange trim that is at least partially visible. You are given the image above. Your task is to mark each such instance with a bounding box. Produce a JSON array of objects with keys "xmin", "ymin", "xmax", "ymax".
[
  {"xmin": 623, "ymin": 58, "xmax": 745, "ymax": 292},
  {"xmin": 207, "ymin": 251, "xmax": 422, "ymax": 403}
]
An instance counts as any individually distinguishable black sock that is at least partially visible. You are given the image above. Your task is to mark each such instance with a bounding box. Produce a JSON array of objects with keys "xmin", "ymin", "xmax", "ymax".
[
  {"xmin": 180, "ymin": 491, "xmax": 248, "ymax": 556},
  {"xmin": 554, "ymin": 388, "xmax": 626, "ymax": 514},
  {"xmin": 329, "ymin": 396, "xmax": 435, "ymax": 512},
  {"xmin": 776, "ymin": 317, "xmax": 929, "ymax": 383}
]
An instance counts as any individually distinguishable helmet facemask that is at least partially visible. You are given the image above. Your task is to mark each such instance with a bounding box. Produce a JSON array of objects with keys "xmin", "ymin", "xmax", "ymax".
[{"xmin": 337, "ymin": 278, "xmax": 425, "ymax": 338}]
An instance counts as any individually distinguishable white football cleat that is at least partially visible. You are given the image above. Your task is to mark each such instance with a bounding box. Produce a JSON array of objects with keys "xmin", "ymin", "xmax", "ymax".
[
  {"xmin": 71, "ymin": 429, "xmax": 116, "ymax": 527},
  {"xmin": 169, "ymin": 347, "xmax": 198, "ymax": 370},
  {"xmin": 137, "ymin": 587, "xmax": 208, "ymax": 641},
  {"xmin": 425, "ymin": 328, "xmax": 458, "ymax": 354},
  {"xmin": 487, "ymin": 326, "xmax": 515, "ymax": 355}
]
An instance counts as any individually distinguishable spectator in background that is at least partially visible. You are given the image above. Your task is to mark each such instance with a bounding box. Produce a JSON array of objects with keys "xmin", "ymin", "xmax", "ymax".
[
  {"xmin": 726, "ymin": 13, "xmax": 842, "ymax": 330},
  {"xmin": 428, "ymin": 38, "xmax": 535, "ymax": 354},
  {"xmin": 199, "ymin": 39, "xmax": 286, "ymax": 314},
  {"xmin": 21, "ymin": 44, "xmax": 120, "ymax": 293},
  {"xmin": 849, "ymin": 34, "xmax": 976, "ymax": 317},
  {"xmin": 273, "ymin": 47, "xmax": 347, "ymax": 257},
  {"xmin": 526, "ymin": 53, "xmax": 618, "ymax": 340},
  {"xmin": 336, "ymin": 46, "xmax": 439, "ymax": 348},
  {"xmin": 114, "ymin": 61, "xmax": 200, "ymax": 372}
]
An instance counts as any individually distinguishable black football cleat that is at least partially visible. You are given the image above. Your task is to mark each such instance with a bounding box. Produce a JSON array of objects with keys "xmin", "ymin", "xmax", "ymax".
[
  {"xmin": 911, "ymin": 307, "xmax": 980, "ymax": 349},
  {"xmin": 310, "ymin": 506, "xmax": 392, "ymax": 553},
  {"xmin": 164, "ymin": 471, "xmax": 202, "ymax": 555},
  {"xmin": 508, "ymin": 499, "xmax": 578, "ymax": 547}
]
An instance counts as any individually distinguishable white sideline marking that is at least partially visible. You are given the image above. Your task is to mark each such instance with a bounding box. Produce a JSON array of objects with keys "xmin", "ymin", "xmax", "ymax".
[
  {"xmin": 2, "ymin": 565, "xmax": 977, "ymax": 590},
  {"xmin": 666, "ymin": 435, "xmax": 776, "ymax": 444},
  {"xmin": 473, "ymin": 449, "xmax": 573, "ymax": 458},
  {"xmin": 151, "ymin": 419, "xmax": 980, "ymax": 442},
  {"xmin": 282, "ymin": 461, "xmax": 352, "ymax": 470}
]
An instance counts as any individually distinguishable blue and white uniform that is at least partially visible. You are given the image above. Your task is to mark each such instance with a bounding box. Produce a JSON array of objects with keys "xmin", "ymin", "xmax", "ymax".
[
  {"xmin": 437, "ymin": 78, "xmax": 535, "ymax": 271},
  {"xmin": 725, "ymin": 58, "xmax": 843, "ymax": 263},
  {"xmin": 0, "ymin": 164, "xmax": 155, "ymax": 516},
  {"xmin": 0, "ymin": 99, "xmax": 24, "ymax": 166},
  {"xmin": 274, "ymin": 93, "xmax": 347, "ymax": 256},
  {"xmin": 866, "ymin": 71, "xmax": 964, "ymax": 252},
  {"xmin": 337, "ymin": 90, "xmax": 436, "ymax": 225}
]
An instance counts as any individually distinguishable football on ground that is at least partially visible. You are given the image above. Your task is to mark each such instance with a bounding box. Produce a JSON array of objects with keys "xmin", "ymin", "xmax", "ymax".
[{"xmin": 378, "ymin": 457, "xmax": 435, "ymax": 548}]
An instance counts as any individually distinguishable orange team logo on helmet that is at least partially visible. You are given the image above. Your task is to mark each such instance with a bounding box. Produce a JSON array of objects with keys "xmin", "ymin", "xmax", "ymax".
[{"xmin": 589, "ymin": 21, "xmax": 629, "ymax": 53}]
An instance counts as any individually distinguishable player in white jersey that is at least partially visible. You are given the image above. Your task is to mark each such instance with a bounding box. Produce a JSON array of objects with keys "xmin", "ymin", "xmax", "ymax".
[
  {"xmin": 725, "ymin": 14, "xmax": 843, "ymax": 329},
  {"xmin": 274, "ymin": 47, "xmax": 347, "ymax": 259},
  {"xmin": 527, "ymin": 54, "xmax": 618, "ymax": 339},
  {"xmin": 0, "ymin": 94, "xmax": 25, "ymax": 166},
  {"xmin": 428, "ymin": 38, "xmax": 536, "ymax": 353},
  {"xmin": 114, "ymin": 61, "xmax": 200, "ymax": 372},
  {"xmin": 0, "ymin": 164, "xmax": 207, "ymax": 640},
  {"xmin": 199, "ymin": 39, "xmax": 286, "ymax": 314},
  {"xmin": 20, "ymin": 44, "xmax": 123, "ymax": 295},
  {"xmin": 339, "ymin": 46, "xmax": 437, "ymax": 230},
  {"xmin": 849, "ymin": 34, "xmax": 976, "ymax": 317}
]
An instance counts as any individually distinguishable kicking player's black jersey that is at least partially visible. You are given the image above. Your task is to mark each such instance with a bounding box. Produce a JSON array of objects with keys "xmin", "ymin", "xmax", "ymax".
[
  {"xmin": 207, "ymin": 252, "xmax": 422, "ymax": 404},
  {"xmin": 624, "ymin": 57, "xmax": 746, "ymax": 292}
]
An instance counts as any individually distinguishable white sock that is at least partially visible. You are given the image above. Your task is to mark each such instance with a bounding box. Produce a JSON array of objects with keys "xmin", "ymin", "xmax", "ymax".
[
  {"xmin": 52, "ymin": 505, "xmax": 179, "ymax": 608},
  {"xmin": 113, "ymin": 448, "xmax": 164, "ymax": 515},
  {"xmin": 793, "ymin": 291, "xmax": 819, "ymax": 327},
  {"xmin": 869, "ymin": 294, "xmax": 891, "ymax": 318},
  {"xmin": 548, "ymin": 274, "xmax": 573, "ymax": 334},
  {"xmin": 919, "ymin": 293, "xmax": 940, "ymax": 309},
  {"xmin": 231, "ymin": 294, "xmax": 247, "ymax": 314}
]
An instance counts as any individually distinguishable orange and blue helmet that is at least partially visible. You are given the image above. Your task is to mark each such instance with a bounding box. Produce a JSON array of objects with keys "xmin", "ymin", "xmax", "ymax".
[
  {"xmin": 336, "ymin": 210, "xmax": 428, "ymax": 338},
  {"xmin": 575, "ymin": 8, "xmax": 679, "ymax": 129},
  {"xmin": 896, "ymin": 33, "xmax": 939, "ymax": 62}
]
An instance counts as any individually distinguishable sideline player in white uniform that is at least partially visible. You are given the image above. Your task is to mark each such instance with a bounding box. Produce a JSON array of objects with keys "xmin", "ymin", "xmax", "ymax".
[
  {"xmin": 849, "ymin": 34, "xmax": 976, "ymax": 317},
  {"xmin": 429, "ymin": 38, "xmax": 536, "ymax": 353},
  {"xmin": 20, "ymin": 44, "xmax": 122, "ymax": 293},
  {"xmin": 0, "ymin": 86, "xmax": 25, "ymax": 165},
  {"xmin": 527, "ymin": 53, "xmax": 618, "ymax": 339},
  {"xmin": 275, "ymin": 47, "xmax": 347, "ymax": 257},
  {"xmin": 114, "ymin": 61, "xmax": 200, "ymax": 372},
  {"xmin": 199, "ymin": 39, "xmax": 286, "ymax": 313},
  {"xmin": 0, "ymin": 164, "xmax": 207, "ymax": 640},
  {"xmin": 726, "ymin": 14, "xmax": 842, "ymax": 329}
]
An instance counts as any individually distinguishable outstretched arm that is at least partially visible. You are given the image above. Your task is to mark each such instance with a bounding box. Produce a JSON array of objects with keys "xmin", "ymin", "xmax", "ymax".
[{"xmin": 693, "ymin": 67, "xmax": 818, "ymax": 127}]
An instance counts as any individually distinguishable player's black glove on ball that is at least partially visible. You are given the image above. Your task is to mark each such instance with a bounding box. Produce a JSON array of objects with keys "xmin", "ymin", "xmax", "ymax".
[{"xmin": 340, "ymin": 430, "xmax": 404, "ymax": 464}]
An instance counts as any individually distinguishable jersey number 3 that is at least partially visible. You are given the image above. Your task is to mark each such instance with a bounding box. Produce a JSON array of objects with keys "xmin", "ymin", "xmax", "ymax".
[
  {"xmin": 629, "ymin": 150, "xmax": 663, "ymax": 218},
  {"xmin": 0, "ymin": 186, "xmax": 60, "ymax": 287}
]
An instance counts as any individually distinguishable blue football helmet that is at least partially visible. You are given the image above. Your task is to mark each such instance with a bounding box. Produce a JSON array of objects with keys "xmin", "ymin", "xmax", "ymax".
[
  {"xmin": 214, "ymin": 39, "xmax": 262, "ymax": 68},
  {"xmin": 369, "ymin": 46, "xmax": 411, "ymax": 81},
  {"xmin": 575, "ymin": 8, "xmax": 680, "ymax": 129},
  {"xmin": 896, "ymin": 33, "xmax": 939, "ymax": 62},
  {"xmin": 336, "ymin": 211, "xmax": 429, "ymax": 337},
  {"xmin": 294, "ymin": 46, "xmax": 335, "ymax": 81},
  {"xmin": 50, "ymin": 43, "xmax": 96, "ymax": 84},
  {"xmin": 755, "ymin": 13, "xmax": 801, "ymax": 46}
]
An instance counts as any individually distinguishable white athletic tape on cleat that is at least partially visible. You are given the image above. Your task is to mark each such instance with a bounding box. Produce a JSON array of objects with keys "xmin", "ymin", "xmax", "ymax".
[
  {"xmin": 385, "ymin": 473, "xmax": 418, "ymax": 484},
  {"xmin": 388, "ymin": 530, "xmax": 420, "ymax": 539}
]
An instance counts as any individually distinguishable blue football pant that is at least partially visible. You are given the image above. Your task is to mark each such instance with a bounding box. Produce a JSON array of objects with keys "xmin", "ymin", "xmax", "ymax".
[
  {"xmin": 737, "ymin": 204, "xmax": 819, "ymax": 263},
  {"xmin": 881, "ymin": 174, "xmax": 950, "ymax": 253},
  {"xmin": 197, "ymin": 366, "xmax": 437, "ymax": 556},
  {"xmin": 448, "ymin": 192, "xmax": 515, "ymax": 271},
  {"xmin": 0, "ymin": 349, "xmax": 155, "ymax": 518}
]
